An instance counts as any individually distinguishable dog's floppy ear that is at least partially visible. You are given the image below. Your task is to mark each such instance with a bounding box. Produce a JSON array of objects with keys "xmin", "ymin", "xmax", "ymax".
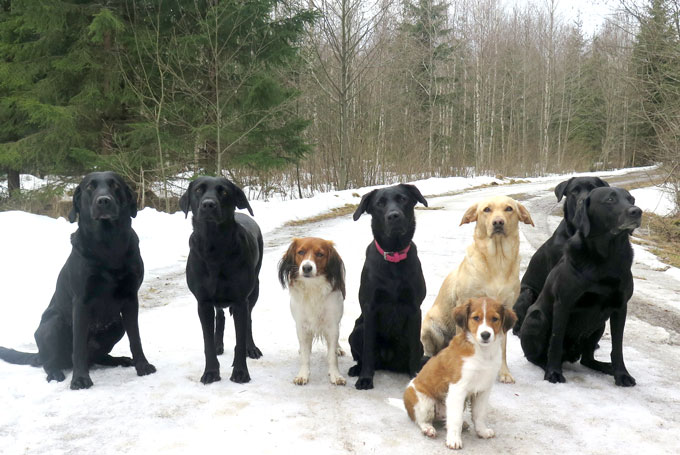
[
  {"xmin": 353, "ymin": 189, "xmax": 377, "ymax": 221},
  {"xmin": 501, "ymin": 306, "xmax": 518, "ymax": 334},
  {"xmin": 227, "ymin": 179, "xmax": 254, "ymax": 216},
  {"xmin": 594, "ymin": 177, "xmax": 609, "ymax": 188},
  {"xmin": 573, "ymin": 196, "xmax": 591, "ymax": 237},
  {"xmin": 124, "ymin": 182, "xmax": 138, "ymax": 218},
  {"xmin": 326, "ymin": 241, "xmax": 346, "ymax": 299},
  {"xmin": 68, "ymin": 185, "xmax": 82, "ymax": 223},
  {"xmin": 554, "ymin": 177, "xmax": 574, "ymax": 202},
  {"xmin": 401, "ymin": 184, "xmax": 428, "ymax": 208},
  {"xmin": 460, "ymin": 203, "xmax": 478, "ymax": 225},
  {"xmin": 179, "ymin": 181, "xmax": 194, "ymax": 219},
  {"xmin": 517, "ymin": 202, "xmax": 534, "ymax": 226},
  {"xmin": 453, "ymin": 300, "xmax": 472, "ymax": 332},
  {"xmin": 277, "ymin": 239, "xmax": 299, "ymax": 289}
]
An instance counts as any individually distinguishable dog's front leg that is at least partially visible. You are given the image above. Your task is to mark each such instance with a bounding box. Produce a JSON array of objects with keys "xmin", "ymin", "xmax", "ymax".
[
  {"xmin": 70, "ymin": 300, "xmax": 93, "ymax": 390},
  {"xmin": 356, "ymin": 309, "xmax": 377, "ymax": 390},
  {"xmin": 498, "ymin": 335, "xmax": 514, "ymax": 383},
  {"xmin": 445, "ymin": 383, "xmax": 467, "ymax": 449},
  {"xmin": 230, "ymin": 303, "xmax": 251, "ymax": 383},
  {"xmin": 325, "ymin": 325, "xmax": 346, "ymax": 386},
  {"xmin": 121, "ymin": 297, "xmax": 156, "ymax": 376},
  {"xmin": 471, "ymin": 389, "xmax": 495, "ymax": 439},
  {"xmin": 609, "ymin": 305, "xmax": 635, "ymax": 387},
  {"xmin": 294, "ymin": 326, "xmax": 313, "ymax": 385},
  {"xmin": 406, "ymin": 310, "xmax": 423, "ymax": 378},
  {"xmin": 197, "ymin": 303, "xmax": 221, "ymax": 384},
  {"xmin": 544, "ymin": 296, "xmax": 575, "ymax": 384}
]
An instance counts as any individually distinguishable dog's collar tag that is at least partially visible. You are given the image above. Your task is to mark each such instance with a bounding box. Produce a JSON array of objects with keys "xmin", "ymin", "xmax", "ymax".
[{"xmin": 374, "ymin": 240, "xmax": 411, "ymax": 263}]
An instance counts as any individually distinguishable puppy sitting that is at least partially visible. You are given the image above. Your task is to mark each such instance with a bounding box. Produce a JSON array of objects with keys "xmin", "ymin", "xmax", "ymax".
[
  {"xmin": 404, "ymin": 297, "xmax": 516, "ymax": 450},
  {"xmin": 278, "ymin": 237, "xmax": 347, "ymax": 386}
]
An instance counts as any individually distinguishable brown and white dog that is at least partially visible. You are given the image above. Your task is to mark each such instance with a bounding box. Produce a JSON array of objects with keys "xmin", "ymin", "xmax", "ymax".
[
  {"xmin": 421, "ymin": 195, "xmax": 533, "ymax": 383},
  {"xmin": 404, "ymin": 297, "xmax": 516, "ymax": 450},
  {"xmin": 278, "ymin": 237, "xmax": 347, "ymax": 385}
]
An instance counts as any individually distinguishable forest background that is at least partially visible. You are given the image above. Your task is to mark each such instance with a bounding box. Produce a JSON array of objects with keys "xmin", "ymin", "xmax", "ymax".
[{"xmin": 0, "ymin": 0, "xmax": 678, "ymax": 212}]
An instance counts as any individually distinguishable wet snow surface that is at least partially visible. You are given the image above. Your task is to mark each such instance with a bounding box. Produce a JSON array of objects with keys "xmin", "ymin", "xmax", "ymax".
[{"xmin": 1, "ymin": 167, "xmax": 678, "ymax": 455}]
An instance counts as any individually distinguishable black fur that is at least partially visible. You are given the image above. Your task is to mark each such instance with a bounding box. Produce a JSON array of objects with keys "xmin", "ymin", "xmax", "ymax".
[
  {"xmin": 347, "ymin": 184, "xmax": 428, "ymax": 389},
  {"xmin": 0, "ymin": 171, "xmax": 155, "ymax": 389},
  {"xmin": 181, "ymin": 176, "xmax": 262, "ymax": 385},
  {"xmin": 519, "ymin": 187, "xmax": 641, "ymax": 386},
  {"xmin": 513, "ymin": 177, "xmax": 609, "ymax": 333}
]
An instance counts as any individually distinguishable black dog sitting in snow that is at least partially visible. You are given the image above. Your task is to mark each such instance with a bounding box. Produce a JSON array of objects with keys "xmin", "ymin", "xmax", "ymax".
[
  {"xmin": 180, "ymin": 176, "xmax": 263, "ymax": 384},
  {"xmin": 519, "ymin": 186, "xmax": 641, "ymax": 386},
  {"xmin": 513, "ymin": 176, "xmax": 609, "ymax": 333},
  {"xmin": 348, "ymin": 184, "xmax": 428, "ymax": 390},
  {"xmin": 0, "ymin": 171, "xmax": 156, "ymax": 389}
]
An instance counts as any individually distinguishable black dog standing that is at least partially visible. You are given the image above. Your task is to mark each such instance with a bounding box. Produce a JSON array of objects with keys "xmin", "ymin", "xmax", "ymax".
[
  {"xmin": 513, "ymin": 176, "xmax": 609, "ymax": 332},
  {"xmin": 519, "ymin": 187, "xmax": 641, "ymax": 386},
  {"xmin": 0, "ymin": 172, "xmax": 156, "ymax": 389},
  {"xmin": 180, "ymin": 177, "xmax": 263, "ymax": 384},
  {"xmin": 348, "ymin": 184, "xmax": 428, "ymax": 390}
]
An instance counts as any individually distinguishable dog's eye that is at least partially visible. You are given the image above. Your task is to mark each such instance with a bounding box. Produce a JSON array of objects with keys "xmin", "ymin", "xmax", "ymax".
[
  {"xmin": 297, "ymin": 250, "xmax": 305, "ymax": 256},
  {"xmin": 195, "ymin": 185, "xmax": 204, "ymax": 194},
  {"xmin": 505, "ymin": 206, "xmax": 513, "ymax": 212},
  {"xmin": 110, "ymin": 181, "xmax": 119, "ymax": 190},
  {"xmin": 87, "ymin": 181, "xmax": 97, "ymax": 191},
  {"xmin": 377, "ymin": 198, "xmax": 386, "ymax": 207},
  {"xmin": 315, "ymin": 252, "xmax": 325, "ymax": 258},
  {"xmin": 483, "ymin": 207, "xmax": 491, "ymax": 213},
  {"xmin": 472, "ymin": 316, "xmax": 481, "ymax": 321},
  {"xmin": 215, "ymin": 186, "xmax": 224, "ymax": 194},
  {"xmin": 491, "ymin": 317, "xmax": 499, "ymax": 322}
]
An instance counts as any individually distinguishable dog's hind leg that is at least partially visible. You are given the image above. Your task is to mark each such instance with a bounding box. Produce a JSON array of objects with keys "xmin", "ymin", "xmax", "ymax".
[
  {"xmin": 214, "ymin": 309, "xmax": 225, "ymax": 355},
  {"xmin": 519, "ymin": 308, "xmax": 549, "ymax": 369},
  {"xmin": 579, "ymin": 325, "xmax": 613, "ymax": 375},
  {"xmin": 91, "ymin": 319, "xmax": 132, "ymax": 367},
  {"xmin": 34, "ymin": 310, "xmax": 71, "ymax": 383},
  {"xmin": 513, "ymin": 288, "xmax": 537, "ymax": 335}
]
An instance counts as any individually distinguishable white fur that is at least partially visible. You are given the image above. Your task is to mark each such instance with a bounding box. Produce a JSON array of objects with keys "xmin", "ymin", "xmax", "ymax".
[
  {"xmin": 412, "ymin": 311, "xmax": 502, "ymax": 450},
  {"xmin": 289, "ymin": 272, "xmax": 345, "ymax": 386}
]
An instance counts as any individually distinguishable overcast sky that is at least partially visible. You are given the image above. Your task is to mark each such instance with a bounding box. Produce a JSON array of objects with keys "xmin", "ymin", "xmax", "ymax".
[{"xmin": 508, "ymin": 0, "xmax": 617, "ymax": 35}]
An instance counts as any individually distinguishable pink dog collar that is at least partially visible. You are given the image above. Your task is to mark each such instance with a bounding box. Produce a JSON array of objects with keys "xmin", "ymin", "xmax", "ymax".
[{"xmin": 374, "ymin": 240, "xmax": 411, "ymax": 263}]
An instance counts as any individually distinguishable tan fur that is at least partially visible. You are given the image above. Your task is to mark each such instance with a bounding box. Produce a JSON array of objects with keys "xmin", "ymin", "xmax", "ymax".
[{"xmin": 421, "ymin": 196, "xmax": 533, "ymax": 383}]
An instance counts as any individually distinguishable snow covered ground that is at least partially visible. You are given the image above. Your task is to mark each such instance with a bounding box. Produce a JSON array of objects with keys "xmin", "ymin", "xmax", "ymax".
[
  {"xmin": 1, "ymin": 166, "xmax": 679, "ymax": 455},
  {"xmin": 630, "ymin": 185, "xmax": 677, "ymax": 216}
]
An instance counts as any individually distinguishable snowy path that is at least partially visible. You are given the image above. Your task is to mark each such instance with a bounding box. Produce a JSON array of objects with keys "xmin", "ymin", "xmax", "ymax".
[{"xmin": 1, "ymin": 168, "xmax": 679, "ymax": 455}]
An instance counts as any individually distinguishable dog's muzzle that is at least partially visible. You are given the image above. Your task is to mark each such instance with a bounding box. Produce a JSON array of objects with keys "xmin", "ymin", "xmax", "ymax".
[
  {"xmin": 198, "ymin": 198, "xmax": 221, "ymax": 220},
  {"xmin": 300, "ymin": 260, "xmax": 316, "ymax": 278},
  {"xmin": 92, "ymin": 195, "xmax": 119, "ymax": 220},
  {"xmin": 616, "ymin": 206, "xmax": 642, "ymax": 233}
]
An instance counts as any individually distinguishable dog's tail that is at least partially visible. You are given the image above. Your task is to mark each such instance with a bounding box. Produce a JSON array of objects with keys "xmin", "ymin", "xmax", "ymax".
[{"xmin": 0, "ymin": 347, "xmax": 42, "ymax": 366}]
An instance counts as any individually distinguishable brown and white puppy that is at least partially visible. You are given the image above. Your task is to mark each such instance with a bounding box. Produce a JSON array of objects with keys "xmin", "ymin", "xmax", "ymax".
[
  {"xmin": 421, "ymin": 195, "xmax": 533, "ymax": 383},
  {"xmin": 404, "ymin": 298, "xmax": 516, "ymax": 450},
  {"xmin": 278, "ymin": 237, "xmax": 346, "ymax": 385}
]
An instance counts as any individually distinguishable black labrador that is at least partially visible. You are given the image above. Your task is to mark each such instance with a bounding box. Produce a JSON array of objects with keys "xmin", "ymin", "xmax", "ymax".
[
  {"xmin": 0, "ymin": 171, "xmax": 156, "ymax": 389},
  {"xmin": 513, "ymin": 176, "xmax": 609, "ymax": 333},
  {"xmin": 348, "ymin": 184, "xmax": 428, "ymax": 390},
  {"xmin": 519, "ymin": 187, "xmax": 641, "ymax": 386},
  {"xmin": 180, "ymin": 176, "xmax": 263, "ymax": 384}
]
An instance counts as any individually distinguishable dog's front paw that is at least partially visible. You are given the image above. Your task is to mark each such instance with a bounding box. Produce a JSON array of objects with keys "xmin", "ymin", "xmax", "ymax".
[
  {"xmin": 336, "ymin": 347, "xmax": 346, "ymax": 357},
  {"xmin": 476, "ymin": 428, "xmax": 495, "ymax": 439},
  {"xmin": 246, "ymin": 345, "xmax": 262, "ymax": 359},
  {"xmin": 330, "ymin": 374, "xmax": 346, "ymax": 386},
  {"xmin": 446, "ymin": 436, "xmax": 463, "ymax": 450},
  {"xmin": 230, "ymin": 367, "xmax": 251, "ymax": 384},
  {"xmin": 70, "ymin": 375, "xmax": 93, "ymax": 390},
  {"xmin": 200, "ymin": 370, "xmax": 221, "ymax": 384},
  {"xmin": 294, "ymin": 375, "xmax": 309, "ymax": 385},
  {"xmin": 544, "ymin": 369, "xmax": 566, "ymax": 384},
  {"xmin": 498, "ymin": 371, "xmax": 515, "ymax": 384},
  {"xmin": 46, "ymin": 370, "xmax": 65, "ymax": 383},
  {"xmin": 615, "ymin": 372, "xmax": 636, "ymax": 387},
  {"xmin": 348, "ymin": 364, "xmax": 361, "ymax": 377},
  {"xmin": 135, "ymin": 362, "xmax": 157, "ymax": 376},
  {"xmin": 355, "ymin": 376, "xmax": 374, "ymax": 390},
  {"xmin": 421, "ymin": 425, "xmax": 437, "ymax": 438}
]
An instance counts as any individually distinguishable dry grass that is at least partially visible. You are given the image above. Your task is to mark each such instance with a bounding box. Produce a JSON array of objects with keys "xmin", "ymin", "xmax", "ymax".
[
  {"xmin": 635, "ymin": 212, "xmax": 680, "ymax": 269},
  {"xmin": 283, "ymin": 203, "xmax": 358, "ymax": 227}
]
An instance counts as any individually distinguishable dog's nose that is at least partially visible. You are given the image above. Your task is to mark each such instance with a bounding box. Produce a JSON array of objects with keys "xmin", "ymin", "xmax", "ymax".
[
  {"xmin": 628, "ymin": 206, "xmax": 642, "ymax": 219},
  {"xmin": 302, "ymin": 264, "xmax": 313, "ymax": 274},
  {"xmin": 201, "ymin": 199, "xmax": 217, "ymax": 210},
  {"xmin": 96, "ymin": 195, "xmax": 112, "ymax": 207},
  {"xmin": 480, "ymin": 331, "xmax": 491, "ymax": 341},
  {"xmin": 387, "ymin": 211, "xmax": 402, "ymax": 222},
  {"xmin": 493, "ymin": 218, "xmax": 505, "ymax": 227}
]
